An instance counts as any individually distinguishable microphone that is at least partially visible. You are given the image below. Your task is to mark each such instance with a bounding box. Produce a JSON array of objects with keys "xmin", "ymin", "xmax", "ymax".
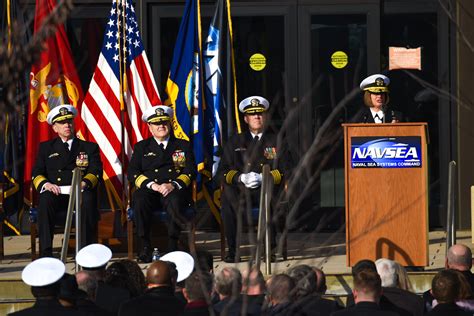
[
  {"xmin": 381, "ymin": 104, "xmax": 388, "ymax": 123},
  {"xmin": 391, "ymin": 110, "xmax": 398, "ymax": 123}
]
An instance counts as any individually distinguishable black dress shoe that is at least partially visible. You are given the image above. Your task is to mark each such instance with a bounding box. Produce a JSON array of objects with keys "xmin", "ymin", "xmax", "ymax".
[
  {"xmin": 138, "ymin": 247, "xmax": 152, "ymax": 263},
  {"xmin": 223, "ymin": 254, "xmax": 240, "ymax": 263},
  {"xmin": 40, "ymin": 250, "xmax": 53, "ymax": 258},
  {"xmin": 263, "ymin": 254, "xmax": 277, "ymax": 262}
]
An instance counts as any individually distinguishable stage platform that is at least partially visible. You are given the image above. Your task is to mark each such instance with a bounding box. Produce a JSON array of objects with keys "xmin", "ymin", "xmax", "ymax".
[{"xmin": 0, "ymin": 229, "xmax": 472, "ymax": 314}]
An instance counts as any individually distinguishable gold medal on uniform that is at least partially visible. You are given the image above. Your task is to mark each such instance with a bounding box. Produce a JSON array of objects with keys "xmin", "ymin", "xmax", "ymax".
[
  {"xmin": 76, "ymin": 152, "xmax": 89, "ymax": 170},
  {"xmin": 172, "ymin": 150, "xmax": 186, "ymax": 167},
  {"xmin": 264, "ymin": 147, "xmax": 277, "ymax": 159}
]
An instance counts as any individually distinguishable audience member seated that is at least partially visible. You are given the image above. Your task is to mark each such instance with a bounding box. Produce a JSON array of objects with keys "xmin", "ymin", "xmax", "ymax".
[
  {"xmin": 58, "ymin": 273, "xmax": 86, "ymax": 309},
  {"xmin": 331, "ymin": 269, "xmax": 398, "ymax": 316},
  {"xmin": 375, "ymin": 258, "xmax": 424, "ymax": 316},
  {"xmin": 195, "ymin": 250, "xmax": 214, "ymax": 274},
  {"xmin": 214, "ymin": 267, "xmax": 260, "ymax": 316},
  {"xmin": 75, "ymin": 248, "xmax": 112, "ymax": 316},
  {"xmin": 9, "ymin": 258, "xmax": 84, "ymax": 316},
  {"xmin": 119, "ymin": 260, "xmax": 186, "ymax": 316},
  {"xmin": 427, "ymin": 269, "xmax": 472, "ymax": 316},
  {"xmin": 265, "ymin": 273, "xmax": 296, "ymax": 316},
  {"xmin": 182, "ymin": 271, "xmax": 214, "ymax": 316},
  {"xmin": 75, "ymin": 270, "xmax": 110, "ymax": 315},
  {"xmin": 119, "ymin": 259, "xmax": 147, "ymax": 297},
  {"xmin": 393, "ymin": 261, "xmax": 414, "ymax": 292},
  {"xmin": 161, "ymin": 251, "xmax": 195, "ymax": 304},
  {"xmin": 424, "ymin": 244, "xmax": 474, "ymax": 312},
  {"xmin": 242, "ymin": 267, "xmax": 266, "ymax": 306},
  {"xmin": 313, "ymin": 267, "xmax": 328, "ymax": 295},
  {"xmin": 287, "ymin": 264, "xmax": 342, "ymax": 316},
  {"xmin": 431, "ymin": 269, "xmax": 474, "ymax": 313},
  {"xmin": 346, "ymin": 259, "xmax": 413, "ymax": 316},
  {"xmin": 96, "ymin": 261, "xmax": 132, "ymax": 314}
]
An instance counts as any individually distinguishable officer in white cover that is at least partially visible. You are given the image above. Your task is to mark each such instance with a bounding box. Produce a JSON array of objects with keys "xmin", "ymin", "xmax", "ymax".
[
  {"xmin": 359, "ymin": 74, "xmax": 403, "ymax": 123},
  {"xmin": 128, "ymin": 105, "xmax": 195, "ymax": 263}
]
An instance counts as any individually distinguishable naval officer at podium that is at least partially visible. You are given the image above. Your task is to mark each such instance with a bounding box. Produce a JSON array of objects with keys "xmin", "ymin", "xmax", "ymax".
[{"xmin": 359, "ymin": 74, "xmax": 403, "ymax": 123}]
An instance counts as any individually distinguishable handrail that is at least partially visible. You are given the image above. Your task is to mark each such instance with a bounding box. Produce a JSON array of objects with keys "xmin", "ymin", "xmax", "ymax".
[
  {"xmin": 446, "ymin": 161, "xmax": 457, "ymax": 256},
  {"xmin": 60, "ymin": 167, "xmax": 82, "ymax": 272},
  {"xmin": 256, "ymin": 165, "xmax": 273, "ymax": 275}
]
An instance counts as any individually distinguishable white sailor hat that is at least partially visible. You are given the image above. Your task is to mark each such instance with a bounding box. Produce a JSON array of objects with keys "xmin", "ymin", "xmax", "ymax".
[
  {"xmin": 46, "ymin": 104, "xmax": 77, "ymax": 125},
  {"xmin": 238, "ymin": 96, "xmax": 269, "ymax": 114},
  {"xmin": 22, "ymin": 257, "xmax": 65, "ymax": 287},
  {"xmin": 76, "ymin": 244, "xmax": 112, "ymax": 269},
  {"xmin": 359, "ymin": 74, "xmax": 390, "ymax": 93},
  {"xmin": 142, "ymin": 105, "xmax": 174, "ymax": 123},
  {"xmin": 161, "ymin": 251, "xmax": 194, "ymax": 283}
]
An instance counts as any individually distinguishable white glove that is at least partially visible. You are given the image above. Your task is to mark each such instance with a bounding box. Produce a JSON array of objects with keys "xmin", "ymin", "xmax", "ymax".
[
  {"xmin": 240, "ymin": 173, "xmax": 252, "ymax": 186},
  {"xmin": 244, "ymin": 172, "xmax": 262, "ymax": 189}
]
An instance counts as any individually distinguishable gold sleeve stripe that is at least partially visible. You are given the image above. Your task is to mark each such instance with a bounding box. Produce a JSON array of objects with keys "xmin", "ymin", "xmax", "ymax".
[
  {"xmin": 177, "ymin": 174, "xmax": 191, "ymax": 187},
  {"xmin": 33, "ymin": 175, "xmax": 48, "ymax": 190},
  {"xmin": 225, "ymin": 170, "xmax": 238, "ymax": 184},
  {"xmin": 135, "ymin": 175, "xmax": 148, "ymax": 188},
  {"xmin": 84, "ymin": 173, "xmax": 99, "ymax": 188},
  {"xmin": 270, "ymin": 170, "xmax": 282, "ymax": 185}
]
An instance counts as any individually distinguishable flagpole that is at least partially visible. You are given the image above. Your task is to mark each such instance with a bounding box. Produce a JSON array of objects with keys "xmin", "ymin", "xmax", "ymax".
[
  {"xmin": 224, "ymin": 0, "xmax": 240, "ymax": 136},
  {"xmin": 117, "ymin": 0, "xmax": 128, "ymax": 214}
]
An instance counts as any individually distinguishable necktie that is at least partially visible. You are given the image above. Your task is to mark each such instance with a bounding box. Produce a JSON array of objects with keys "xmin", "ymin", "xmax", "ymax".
[
  {"xmin": 251, "ymin": 135, "xmax": 259, "ymax": 148},
  {"xmin": 64, "ymin": 142, "xmax": 70, "ymax": 152},
  {"xmin": 159, "ymin": 143, "xmax": 165, "ymax": 151}
]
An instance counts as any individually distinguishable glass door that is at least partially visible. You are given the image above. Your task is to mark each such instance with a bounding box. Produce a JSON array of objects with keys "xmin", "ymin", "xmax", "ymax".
[{"xmin": 292, "ymin": 4, "xmax": 380, "ymax": 231}]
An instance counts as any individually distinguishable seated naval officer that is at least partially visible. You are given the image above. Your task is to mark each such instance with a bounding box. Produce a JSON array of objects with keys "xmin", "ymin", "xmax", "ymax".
[
  {"xmin": 128, "ymin": 105, "xmax": 195, "ymax": 263},
  {"xmin": 359, "ymin": 74, "xmax": 403, "ymax": 123},
  {"xmin": 32, "ymin": 105, "xmax": 102, "ymax": 258},
  {"xmin": 218, "ymin": 96, "xmax": 290, "ymax": 263}
]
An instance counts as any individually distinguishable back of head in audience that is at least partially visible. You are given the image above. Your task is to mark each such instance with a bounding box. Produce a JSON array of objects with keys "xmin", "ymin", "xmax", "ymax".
[
  {"xmin": 196, "ymin": 250, "xmax": 214, "ymax": 273},
  {"xmin": 146, "ymin": 260, "xmax": 172, "ymax": 287},
  {"xmin": 447, "ymin": 244, "xmax": 472, "ymax": 271},
  {"xmin": 352, "ymin": 269, "xmax": 382, "ymax": 303},
  {"xmin": 352, "ymin": 259, "xmax": 377, "ymax": 277},
  {"xmin": 76, "ymin": 270, "xmax": 99, "ymax": 301},
  {"xmin": 184, "ymin": 271, "xmax": 213, "ymax": 303},
  {"xmin": 242, "ymin": 267, "xmax": 266, "ymax": 295},
  {"xmin": 375, "ymin": 258, "xmax": 398, "ymax": 288},
  {"xmin": 22, "ymin": 257, "xmax": 65, "ymax": 300},
  {"xmin": 119, "ymin": 259, "xmax": 146, "ymax": 297},
  {"xmin": 215, "ymin": 267, "xmax": 242, "ymax": 299},
  {"xmin": 287, "ymin": 264, "xmax": 317, "ymax": 299},
  {"xmin": 393, "ymin": 261, "xmax": 413, "ymax": 291},
  {"xmin": 105, "ymin": 261, "xmax": 130, "ymax": 290},
  {"xmin": 59, "ymin": 273, "xmax": 84, "ymax": 307},
  {"xmin": 313, "ymin": 267, "xmax": 327, "ymax": 294},
  {"xmin": 267, "ymin": 274, "xmax": 295, "ymax": 305},
  {"xmin": 432, "ymin": 269, "xmax": 464, "ymax": 304}
]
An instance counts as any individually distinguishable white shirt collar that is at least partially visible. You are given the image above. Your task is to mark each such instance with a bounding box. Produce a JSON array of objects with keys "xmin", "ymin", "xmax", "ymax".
[
  {"xmin": 154, "ymin": 136, "xmax": 170, "ymax": 149},
  {"xmin": 63, "ymin": 138, "xmax": 74, "ymax": 150},
  {"xmin": 370, "ymin": 108, "xmax": 384, "ymax": 123},
  {"xmin": 250, "ymin": 132, "xmax": 263, "ymax": 139}
]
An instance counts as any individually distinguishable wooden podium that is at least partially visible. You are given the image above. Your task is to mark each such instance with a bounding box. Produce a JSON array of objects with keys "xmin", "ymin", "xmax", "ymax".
[{"xmin": 343, "ymin": 123, "xmax": 429, "ymax": 267}]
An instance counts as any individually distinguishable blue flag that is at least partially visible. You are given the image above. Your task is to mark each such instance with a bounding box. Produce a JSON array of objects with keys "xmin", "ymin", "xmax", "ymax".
[
  {"xmin": 203, "ymin": 0, "xmax": 240, "ymax": 179},
  {"xmin": 165, "ymin": 0, "xmax": 207, "ymax": 187}
]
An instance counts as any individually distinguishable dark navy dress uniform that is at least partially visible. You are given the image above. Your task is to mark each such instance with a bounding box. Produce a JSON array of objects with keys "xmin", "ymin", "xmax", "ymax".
[
  {"xmin": 127, "ymin": 136, "xmax": 195, "ymax": 252},
  {"xmin": 32, "ymin": 137, "xmax": 102, "ymax": 257},
  {"xmin": 218, "ymin": 130, "xmax": 290, "ymax": 259}
]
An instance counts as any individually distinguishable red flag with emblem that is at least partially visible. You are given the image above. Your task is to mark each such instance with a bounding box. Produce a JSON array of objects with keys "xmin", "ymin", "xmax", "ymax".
[{"xmin": 24, "ymin": 0, "xmax": 84, "ymax": 189}]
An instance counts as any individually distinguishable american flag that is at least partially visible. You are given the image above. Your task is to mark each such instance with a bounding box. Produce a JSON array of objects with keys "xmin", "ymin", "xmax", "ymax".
[{"xmin": 79, "ymin": 0, "xmax": 161, "ymax": 207}]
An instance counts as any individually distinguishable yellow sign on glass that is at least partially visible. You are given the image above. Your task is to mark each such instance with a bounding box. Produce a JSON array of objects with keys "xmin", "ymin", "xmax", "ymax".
[
  {"xmin": 331, "ymin": 51, "xmax": 348, "ymax": 69},
  {"xmin": 249, "ymin": 53, "xmax": 266, "ymax": 71}
]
